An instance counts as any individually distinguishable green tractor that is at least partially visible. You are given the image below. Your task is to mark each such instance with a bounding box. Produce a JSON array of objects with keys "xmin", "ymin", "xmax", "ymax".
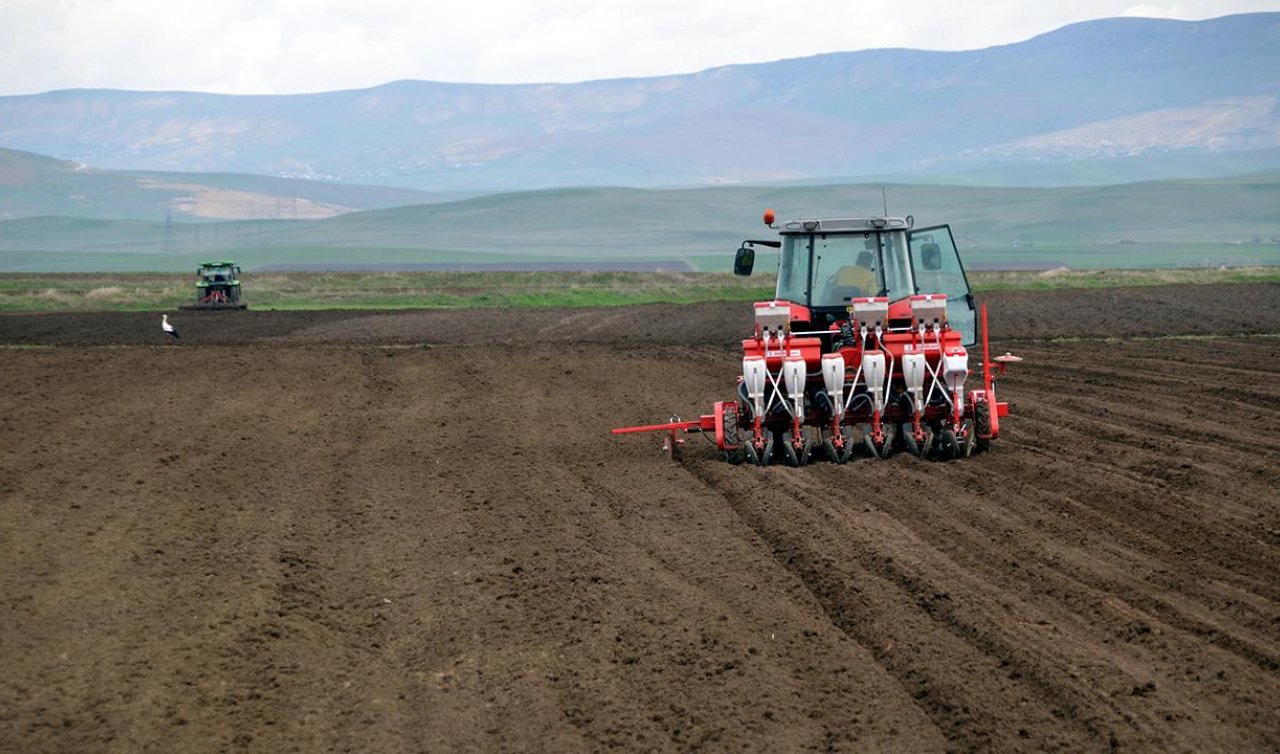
[{"xmin": 181, "ymin": 260, "xmax": 248, "ymax": 310}]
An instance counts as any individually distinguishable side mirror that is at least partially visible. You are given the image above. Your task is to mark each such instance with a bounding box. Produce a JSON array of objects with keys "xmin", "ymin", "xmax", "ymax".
[
  {"xmin": 733, "ymin": 245, "xmax": 755, "ymax": 276},
  {"xmin": 921, "ymin": 243, "xmax": 942, "ymax": 271}
]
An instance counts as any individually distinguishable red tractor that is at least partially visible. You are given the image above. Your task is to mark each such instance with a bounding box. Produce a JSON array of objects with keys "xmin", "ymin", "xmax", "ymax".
[{"xmin": 613, "ymin": 210, "xmax": 1018, "ymax": 465}]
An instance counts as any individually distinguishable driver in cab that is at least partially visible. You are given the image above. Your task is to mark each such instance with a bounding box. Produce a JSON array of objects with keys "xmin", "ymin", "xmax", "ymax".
[{"xmin": 821, "ymin": 245, "xmax": 876, "ymax": 303}]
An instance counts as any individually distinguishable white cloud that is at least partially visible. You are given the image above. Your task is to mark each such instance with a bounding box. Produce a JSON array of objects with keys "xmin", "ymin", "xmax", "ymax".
[{"xmin": 0, "ymin": 0, "xmax": 1276, "ymax": 95}]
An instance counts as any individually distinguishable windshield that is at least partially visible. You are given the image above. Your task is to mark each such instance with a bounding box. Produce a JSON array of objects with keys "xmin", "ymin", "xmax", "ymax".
[
  {"xmin": 811, "ymin": 234, "xmax": 881, "ymax": 307},
  {"xmin": 778, "ymin": 231, "xmax": 923, "ymax": 309}
]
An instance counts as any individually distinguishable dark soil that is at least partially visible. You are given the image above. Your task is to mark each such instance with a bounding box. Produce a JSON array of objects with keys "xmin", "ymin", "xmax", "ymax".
[{"xmin": 1, "ymin": 282, "xmax": 1277, "ymax": 753}]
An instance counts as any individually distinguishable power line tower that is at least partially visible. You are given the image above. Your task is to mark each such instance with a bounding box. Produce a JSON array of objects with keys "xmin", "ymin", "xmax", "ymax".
[{"xmin": 163, "ymin": 211, "xmax": 178, "ymax": 255}]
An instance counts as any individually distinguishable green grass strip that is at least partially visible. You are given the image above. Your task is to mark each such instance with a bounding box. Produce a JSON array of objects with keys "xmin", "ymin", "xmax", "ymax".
[{"xmin": 0, "ymin": 267, "xmax": 1274, "ymax": 313}]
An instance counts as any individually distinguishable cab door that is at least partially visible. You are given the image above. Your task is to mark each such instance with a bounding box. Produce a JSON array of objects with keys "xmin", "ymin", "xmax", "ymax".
[{"xmin": 907, "ymin": 225, "xmax": 975, "ymax": 345}]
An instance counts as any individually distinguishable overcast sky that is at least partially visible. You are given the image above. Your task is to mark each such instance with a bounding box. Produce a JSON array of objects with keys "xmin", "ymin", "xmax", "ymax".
[{"xmin": 1, "ymin": 0, "xmax": 1276, "ymax": 96}]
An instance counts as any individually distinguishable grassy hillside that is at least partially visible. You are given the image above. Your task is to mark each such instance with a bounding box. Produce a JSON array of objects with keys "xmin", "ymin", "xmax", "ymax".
[
  {"xmin": 0, "ymin": 147, "xmax": 452, "ymax": 221},
  {"xmin": 2, "ymin": 174, "xmax": 1279, "ymax": 272},
  {"xmin": 0, "ymin": 267, "xmax": 1276, "ymax": 313}
]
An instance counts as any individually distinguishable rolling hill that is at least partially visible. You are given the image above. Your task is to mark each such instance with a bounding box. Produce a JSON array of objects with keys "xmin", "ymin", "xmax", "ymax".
[
  {"xmin": 0, "ymin": 147, "xmax": 457, "ymax": 221},
  {"xmin": 0, "ymin": 14, "xmax": 1277, "ymax": 191},
  {"xmin": 3, "ymin": 173, "xmax": 1278, "ymax": 272}
]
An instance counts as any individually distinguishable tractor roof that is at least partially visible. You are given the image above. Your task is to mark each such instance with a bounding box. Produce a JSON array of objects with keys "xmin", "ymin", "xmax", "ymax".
[
  {"xmin": 776, "ymin": 216, "xmax": 915, "ymax": 234},
  {"xmin": 199, "ymin": 260, "xmax": 238, "ymax": 267}
]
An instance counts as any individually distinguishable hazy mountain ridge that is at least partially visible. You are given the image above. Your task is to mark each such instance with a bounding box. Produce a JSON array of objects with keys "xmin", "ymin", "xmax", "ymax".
[
  {"xmin": 982, "ymin": 96, "xmax": 1280, "ymax": 158},
  {"xmin": 0, "ymin": 13, "xmax": 1276, "ymax": 191}
]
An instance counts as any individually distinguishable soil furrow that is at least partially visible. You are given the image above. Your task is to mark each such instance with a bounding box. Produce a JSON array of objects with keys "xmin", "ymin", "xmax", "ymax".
[{"xmin": 3, "ymin": 283, "xmax": 1278, "ymax": 753}]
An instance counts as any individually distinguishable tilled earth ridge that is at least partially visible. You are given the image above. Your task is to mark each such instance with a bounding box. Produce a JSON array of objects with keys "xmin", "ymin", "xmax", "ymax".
[{"xmin": 0, "ymin": 283, "xmax": 1277, "ymax": 753}]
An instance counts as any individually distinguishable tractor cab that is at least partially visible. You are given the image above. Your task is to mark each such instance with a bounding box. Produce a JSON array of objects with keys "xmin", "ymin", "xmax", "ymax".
[
  {"xmin": 199, "ymin": 262, "xmax": 239, "ymax": 286},
  {"xmin": 735, "ymin": 214, "xmax": 976, "ymax": 344}
]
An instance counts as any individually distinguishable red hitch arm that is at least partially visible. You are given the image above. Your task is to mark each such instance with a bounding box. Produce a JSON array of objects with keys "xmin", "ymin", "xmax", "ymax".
[
  {"xmin": 611, "ymin": 416, "xmax": 716, "ymax": 435},
  {"xmin": 612, "ymin": 414, "xmax": 719, "ymax": 461}
]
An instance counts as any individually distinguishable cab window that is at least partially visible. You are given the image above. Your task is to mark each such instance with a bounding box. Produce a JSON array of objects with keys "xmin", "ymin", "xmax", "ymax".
[
  {"xmin": 812, "ymin": 234, "xmax": 879, "ymax": 308},
  {"xmin": 879, "ymin": 231, "xmax": 913, "ymax": 302},
  {"xmin": 775, "ymin": 235, "xmax": 811, "ymax": 305},
  {"xmin": 908, "ymin": 226, "xmax": 975, "ymax": 344}
]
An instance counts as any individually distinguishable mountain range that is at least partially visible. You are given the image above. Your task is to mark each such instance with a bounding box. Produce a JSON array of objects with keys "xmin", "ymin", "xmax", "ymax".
[{"xmin": 1, "ymin": 13, "xmax": 1277, "ymax": 192}]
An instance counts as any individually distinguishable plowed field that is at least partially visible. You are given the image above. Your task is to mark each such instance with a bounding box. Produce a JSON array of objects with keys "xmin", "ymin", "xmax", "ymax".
[{"xmin": 2, "ymin": 284, "xmax": 1278, "ymax": 753}]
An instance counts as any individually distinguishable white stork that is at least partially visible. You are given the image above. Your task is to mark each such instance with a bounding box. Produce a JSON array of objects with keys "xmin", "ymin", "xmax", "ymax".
[{"xmin": 161, "ymin": 314, "xmax": 180, "ymax": 339}]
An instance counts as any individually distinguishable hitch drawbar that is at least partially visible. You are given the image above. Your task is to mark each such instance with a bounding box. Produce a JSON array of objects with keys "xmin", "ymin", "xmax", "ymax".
[{"xmin": 611, "ymin": 414, "xmax": 717, "ymax": 460}]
